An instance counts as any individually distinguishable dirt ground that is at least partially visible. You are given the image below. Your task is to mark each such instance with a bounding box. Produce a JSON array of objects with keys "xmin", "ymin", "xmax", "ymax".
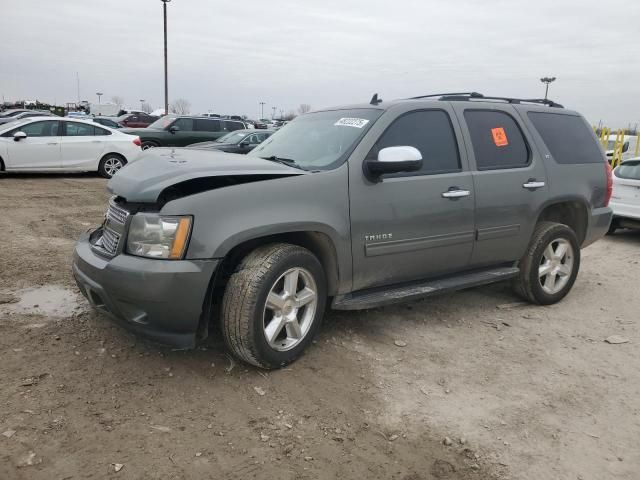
[{"xmin": 0, "ymin": 174, "xmax": 638, "ymax": 480}]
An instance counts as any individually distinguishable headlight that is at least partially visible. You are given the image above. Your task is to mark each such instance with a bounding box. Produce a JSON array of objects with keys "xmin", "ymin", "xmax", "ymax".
[{"xmin": 126, "ymin": 214, "xmax": 192, "ymax": 260}]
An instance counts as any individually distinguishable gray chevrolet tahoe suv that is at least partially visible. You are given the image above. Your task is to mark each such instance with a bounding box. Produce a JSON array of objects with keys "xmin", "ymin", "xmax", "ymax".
[{"xmin": 72, "ymin": 92, "xmax": 613, "ymax": 369}]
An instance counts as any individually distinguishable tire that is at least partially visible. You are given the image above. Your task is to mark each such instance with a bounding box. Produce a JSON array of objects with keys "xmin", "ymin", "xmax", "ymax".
[
  {"xmin": 512, "ymin": 221, "xmax": 580, "ymax": 305},
  {"xmin": 221, "ymin": 243, "xmax": 327, "ymax": 369},
  {"xmin": 98, "ymin": 154, "xmax": 126, "ymax": 179},
  {"xmin": 141, "ymin": 141, "xmax": 158, "ymax": 150}
]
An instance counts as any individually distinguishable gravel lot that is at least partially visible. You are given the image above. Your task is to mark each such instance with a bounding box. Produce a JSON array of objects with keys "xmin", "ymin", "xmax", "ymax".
[{"xmin": 1, "ymin": 174, "xmax": 638, "ymax": 480}]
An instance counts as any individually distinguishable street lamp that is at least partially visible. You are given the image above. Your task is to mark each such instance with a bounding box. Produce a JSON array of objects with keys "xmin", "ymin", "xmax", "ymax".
[
  {"xmin": 140, "ymin": 99, "xmax": 145, "ymax": 111},
  {"xmin": 161, "ymin": 0, "xmax": 172, "ymax": 116},
  {"xmin": 272, "ymin": 106, "xmax": 276, "ymax": 119},
  {"xmin": 540, "ymin": 76, "xmax": 556, "ymax": 101},
  {"xmin": 96, "ymin": 92, "xmax": 103, "ymax": 104},
  {"xmin": 259, "ymin": 101, "xmax": 265, "ymax": 120}
]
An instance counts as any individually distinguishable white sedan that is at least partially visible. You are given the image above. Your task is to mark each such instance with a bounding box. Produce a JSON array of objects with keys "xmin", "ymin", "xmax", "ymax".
[
  {"xmin": 609, "ymin": 157, "xmax": 640, "ymax": 233},
  {"xmin": 0, "ymin": 117, "xmax": 142, "ymax": 178}
]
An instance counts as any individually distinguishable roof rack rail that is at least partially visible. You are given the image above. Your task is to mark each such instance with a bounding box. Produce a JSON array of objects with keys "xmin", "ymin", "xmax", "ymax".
[
  {"xmin": 409, "ymin": 92, "xmax": 483, "ymax": 100},
  {"xmin": 408, "ymin": 92, "xmax": 564, "ymax": 108}
]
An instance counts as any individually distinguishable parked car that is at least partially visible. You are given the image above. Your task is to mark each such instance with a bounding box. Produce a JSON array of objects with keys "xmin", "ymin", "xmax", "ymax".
[
  {"xmin": 608, "ymin": 157, "xmax": 640, "ymax": 233},
  {"xmin": 0, "ymin": 110, "xmax": 55, "ymax": 125},
  {"xmin": 606, "ymin": 134, "xmax": 639, "ymax": 163},
  {"xmin": 117, "ymin": 113, "xmax": 159, "ymax": 128},
  {"xmin": 92, "ymin": 116, "xmax": 122, "ymax": 129},
  {"xmin": 73, "ymin": 92, "xmax": 612, "ymax": 369},
  {"xmin": 121, "ymin": 115, "xmax": 247, "ymax": 149},
  {"xmin": 0, "ymin": 117, "xmax": 141, "ymax": 178},
  {"xmin": 188, "ymin": 129, "xmax": 274, "ymax": 153}
]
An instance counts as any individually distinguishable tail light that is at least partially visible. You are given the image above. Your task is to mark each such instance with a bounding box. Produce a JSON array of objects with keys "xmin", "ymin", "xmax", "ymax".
[
  {"xmin": 604, "ymin": 162, "xmax": 613, "ymax": 207},
  {"xmin": 133, "ymin": 137, "xmax": 142, "ymax": 147}
]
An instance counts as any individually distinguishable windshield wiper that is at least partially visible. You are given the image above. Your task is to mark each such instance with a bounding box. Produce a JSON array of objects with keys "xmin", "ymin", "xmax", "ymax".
[{"xmin": 260, "ymin": 155, "xmax": 307, "ymax": 171}]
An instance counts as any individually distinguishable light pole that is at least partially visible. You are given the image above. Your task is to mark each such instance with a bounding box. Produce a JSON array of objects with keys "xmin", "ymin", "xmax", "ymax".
[
  {"xmin": 259, "ymin": 101, "xmax": 265, "ymax": 120},
  {"xmin": 96, "ymin": 92, "xmax": 103, "ymax": 104},
  {"xmin": 540, "ymin": 76, "xmax": 556, "ymax": 101},
  {"xmin": 272, "ymin": 106, "xmax": 276, "ymax": 119},
  {"xmin": 140, "ymin": 99, "xmax": 145, "ymax": 111},
  {"xmin": 161, "ymin": 0, "xmax": 172, "ymax": 116}
]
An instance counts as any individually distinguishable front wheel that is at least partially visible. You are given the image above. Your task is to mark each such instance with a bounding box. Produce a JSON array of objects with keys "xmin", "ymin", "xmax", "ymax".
[
  {"xmin": 98, "ymin": 154, "xmax": 126, "ymax": 179},
  {"xmin": 512, "ymin": 222, "xmax": 580, "ymax": 305},
  {"xmin": 221, "ymin": 243, "xmax": 327, "ymax": 369}
]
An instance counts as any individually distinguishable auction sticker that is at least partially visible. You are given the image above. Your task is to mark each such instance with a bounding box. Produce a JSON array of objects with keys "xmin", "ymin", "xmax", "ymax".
[
  {"xmin": 491, "ymin": 127, "xmax": 509, "ymax": 147},
  {"xmin": 334, "ymin": 118, "xmax": 370, "ymax": 128}
]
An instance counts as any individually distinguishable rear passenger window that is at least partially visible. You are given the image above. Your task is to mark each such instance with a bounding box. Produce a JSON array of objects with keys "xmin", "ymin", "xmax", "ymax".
[
  {"xmin": 94, "ymin": 126, "xmax": 111, "ymax": 136},
  {"xmin": 528, "ymin": 112, "xmax": 603, "ymax": 164},
  {"xmin": 65, "ymin": 122, "xmax": 96, "ymax": 136},
  {"xmin": 464, "ymin": 110, "xmax": 529, "ymax": 170},
  {"xmin": 195, "ymin": 119, "xmax": 221, "ymax": 132},
  {"xmin": 373, "ymin": 110, "xmax": 460, "ymax": 176}
]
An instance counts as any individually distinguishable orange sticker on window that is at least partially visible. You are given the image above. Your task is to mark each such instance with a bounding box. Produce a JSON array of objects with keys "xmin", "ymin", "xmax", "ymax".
[{"xmin": 491, "ymin": 127, "xmax": 509, "ymax": 147}]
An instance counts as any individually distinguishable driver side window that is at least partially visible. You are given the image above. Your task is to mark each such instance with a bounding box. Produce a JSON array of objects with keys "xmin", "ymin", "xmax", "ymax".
[
  {"xmin": 172, "ymin": 118, "xmax": 194, "ymax": 131},
  {"xmin": 370, "ymin": 110, "xmax": 461, "ymax": 176},
  {"xmin": 9, "ymin": 120, "xmax": 60, "ymax": 137}
]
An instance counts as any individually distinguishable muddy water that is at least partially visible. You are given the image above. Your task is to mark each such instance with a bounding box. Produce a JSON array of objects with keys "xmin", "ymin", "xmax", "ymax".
[{"xmin": 1, "ymin": 285, "xmax": 86, "ymax": 318}]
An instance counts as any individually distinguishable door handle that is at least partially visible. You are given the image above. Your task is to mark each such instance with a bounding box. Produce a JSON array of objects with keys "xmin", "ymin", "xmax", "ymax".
[
  {"xmin": 46, "ymin": 142, "xmax": 58, "ymax": 145},
  {"xmin": 442, "ymin": 189, "xmax": 471, "ymax": 199},
  {"xmin": 523, "ymin": 180, "xmax": 545, "ymax": 189},
  {"xmin": 91, "ymin": 140, "xmax": 101, "ymax": 143}
]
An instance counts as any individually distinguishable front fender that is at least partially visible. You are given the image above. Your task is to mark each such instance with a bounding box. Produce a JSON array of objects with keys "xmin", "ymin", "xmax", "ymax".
[{"xmin": 160, "ymin": 165, "xmax": 353, "ymax": 290}]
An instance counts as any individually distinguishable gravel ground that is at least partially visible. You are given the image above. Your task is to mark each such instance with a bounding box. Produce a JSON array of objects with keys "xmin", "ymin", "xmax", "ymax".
[{"xmin": 0, "ymin": 174, "xmax": 638, "ymax": 480}]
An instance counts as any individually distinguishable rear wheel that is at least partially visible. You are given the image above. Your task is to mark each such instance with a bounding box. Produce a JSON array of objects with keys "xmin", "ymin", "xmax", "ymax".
[
  {"xmin": 98, "ymin": 154, "xmax": 126, "ymax": 179},
  {"xmin": 221, "ymin": 243, "xmax": 327, "ymax": 369},
  {"xmin": 141, "ymin": 141, "xmax": 158, "ymax": 150},
  {"xmin": 513, "ymin": 222, "xmax": 580, "ymax": 305}
]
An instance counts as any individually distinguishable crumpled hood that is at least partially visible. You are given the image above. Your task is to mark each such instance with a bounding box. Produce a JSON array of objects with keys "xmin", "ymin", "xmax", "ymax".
[{"xmin": 107, "ymin": 147, "xmax": 306, "ymax": 203}]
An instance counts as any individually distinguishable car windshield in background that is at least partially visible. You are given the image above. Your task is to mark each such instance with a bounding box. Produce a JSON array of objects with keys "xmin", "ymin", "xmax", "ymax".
[
  {"xmin": 216, "ymin": 132, "xmax": 247, "ymax": 144},
  {"xmin": 249, "ymin": 109, "xmax": 382, "ymax": 170},
  {"xmin": 146, "ymin": 116, "xmax": 176, "ymax": 129}
]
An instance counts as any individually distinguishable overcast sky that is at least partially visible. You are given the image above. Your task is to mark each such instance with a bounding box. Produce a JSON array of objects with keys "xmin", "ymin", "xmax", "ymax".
[{"xmin": 1, "ymin": 0, "xmax": 638, "ymax": 126}]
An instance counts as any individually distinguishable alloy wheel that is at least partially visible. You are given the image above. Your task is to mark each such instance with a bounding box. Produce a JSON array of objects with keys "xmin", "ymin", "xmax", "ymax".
[
  {"xmin": 538, "ymin": 238, "xmax": 574, "ymax": 295},
  {"xmin": 263, "ymin": 267, "xmax": 318, "ymax": 351}
]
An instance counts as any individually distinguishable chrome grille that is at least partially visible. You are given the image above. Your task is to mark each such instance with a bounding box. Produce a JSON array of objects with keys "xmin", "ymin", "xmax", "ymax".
[
  {"xmin": 107, "ymin": 198, "xmax": 129, "ymax": 225},
  {"xmin": 100, "ymin": 227, "xmax": 121, "ymax": 255}
]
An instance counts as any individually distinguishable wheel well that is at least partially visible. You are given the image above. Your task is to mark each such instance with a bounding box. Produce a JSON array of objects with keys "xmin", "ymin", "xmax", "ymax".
[
  {"xmin": 217, "ymin": 232, "xmax": 340, "ymax": 296},
  {"xmin": 0, "ymin": 155, "xmax": 4, "ymax": 171},
  {"xmin": 537, "ymin": 201, "xmax": 588, "ymax": 244}
]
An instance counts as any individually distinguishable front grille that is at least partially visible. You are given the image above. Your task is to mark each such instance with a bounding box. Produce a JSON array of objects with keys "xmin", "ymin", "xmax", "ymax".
[
  {"xmin": 100, "ymin": 227, "xmax": 121, "ymax": 255},
  {"xmin": 107, "ymin": 198, "xmax": 129, "ymax": 225}
]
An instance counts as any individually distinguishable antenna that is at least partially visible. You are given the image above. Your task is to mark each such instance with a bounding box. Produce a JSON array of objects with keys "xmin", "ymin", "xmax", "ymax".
[{"xmin": 370, "ymin": 93, "xmax": 382, "ymax": 105}]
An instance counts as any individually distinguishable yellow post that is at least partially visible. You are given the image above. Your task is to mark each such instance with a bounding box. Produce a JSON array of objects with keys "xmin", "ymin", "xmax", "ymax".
[
  {"xmin": 612, "ymin": 129, "xmax": 625, "ymax": 167},
  {"xmin": 635, "ymin": 133, "xmax": 640, "ymax": 157}
]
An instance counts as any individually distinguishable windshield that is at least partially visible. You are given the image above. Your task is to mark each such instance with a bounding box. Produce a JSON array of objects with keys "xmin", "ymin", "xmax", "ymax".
[
  {"xmin": 216, "ymin": 131, "xmax": 247, "ymax": 144},
  {"xmin": 249, "ymin": 109, "xmax": 382, "ymax": 170},
  {"xmin": 146, "ymin": 116, "xmax": 176, "ymax": 129}
]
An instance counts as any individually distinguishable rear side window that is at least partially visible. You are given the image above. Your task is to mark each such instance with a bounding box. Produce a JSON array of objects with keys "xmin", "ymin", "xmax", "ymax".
[
  {"xmin": 464, "ymin": 110, "xmax": 529, "ymax": 170},
  {"xmin": 373, "ymin": 110, "xmax": 461, "ymax": 175},
  {"xmin": 65, "ymin": 122, "xmax": 95, "ymax": 136},
  {"xmin": 615, "ymin": 161, "xmax": 640, "ymax": 180},
  {"xmin": 528, "ymin": 112, "xmax": 603, "ymax": 164},
  {"xmin": 93, "ymin": 126, "xmax": 111, "ymax": 136},
  {"xmin": 195, "ymin": 119, "xmax": 221, "ymax": 132}
]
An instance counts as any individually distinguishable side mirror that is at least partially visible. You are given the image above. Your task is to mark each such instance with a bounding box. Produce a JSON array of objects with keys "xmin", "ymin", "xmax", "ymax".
[
  {"xmin": 364, "ymin": 146, "xmax": 422, "ymax": 180},
  {"xmin": 169, "ymin": 125, "xmax": 180, "ymax": 134},
  {"xmin": 239, "ymin": 142, "xmax": 249, "ymax": 148},
  {"xmin": 13, "ymin": 131, "xmax": 27, "ymax": 141}
]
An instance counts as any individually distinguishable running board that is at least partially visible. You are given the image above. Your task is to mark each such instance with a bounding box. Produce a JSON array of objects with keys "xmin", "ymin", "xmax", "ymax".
[{"xmin": 332, "ymin": 266, "xmax": 519, "ymax": 310}]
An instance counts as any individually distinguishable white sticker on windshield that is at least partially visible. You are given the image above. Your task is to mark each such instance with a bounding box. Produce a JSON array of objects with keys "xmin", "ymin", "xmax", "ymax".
[{"xmin": 334, "ymin": 118, "xmax": 370, "ymax": 128}]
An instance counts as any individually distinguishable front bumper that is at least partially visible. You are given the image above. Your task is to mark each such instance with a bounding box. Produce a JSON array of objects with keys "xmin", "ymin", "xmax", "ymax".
[
  {"xmin": 582, "ymin": 206, "xmax": 613, "ymax": 247},
  {"xmin": 72, "ymin": 232, "xmax": 218, "ymax": 348}
]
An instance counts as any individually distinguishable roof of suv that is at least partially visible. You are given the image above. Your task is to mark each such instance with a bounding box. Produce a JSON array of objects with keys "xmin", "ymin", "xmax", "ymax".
[{"xmin": 326, "ymin": 92, "xmax": 578, "ymax": 116}]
